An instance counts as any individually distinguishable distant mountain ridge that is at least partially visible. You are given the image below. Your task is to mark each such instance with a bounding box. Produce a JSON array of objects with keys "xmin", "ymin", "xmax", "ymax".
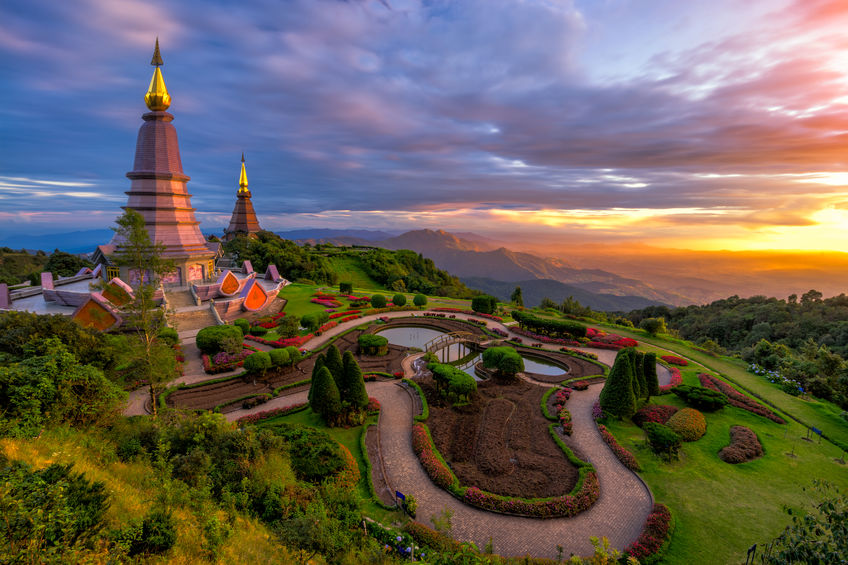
[{"xmin": 294, "ymin": 228, "xmax": 682, "ymax": 307}]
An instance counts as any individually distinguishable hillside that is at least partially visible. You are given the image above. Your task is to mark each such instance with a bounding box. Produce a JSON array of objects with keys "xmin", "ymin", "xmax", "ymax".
[{"xmin": 463, "ymin": 276, "xmax": 662, "ymax": 311}]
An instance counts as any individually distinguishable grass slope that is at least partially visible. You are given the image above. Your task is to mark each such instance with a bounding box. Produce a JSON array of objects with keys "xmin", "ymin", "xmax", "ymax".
[
  {"xmin": 0, "ymin": 426, "xmax": 293, "ymax": 563},
  {"xmin": 326, "ymin": 255, "xmax": 385, "ymax": 290},
  {"xmin": 599, "ymin": 323, "xmax": 848, "ymax": 450}
]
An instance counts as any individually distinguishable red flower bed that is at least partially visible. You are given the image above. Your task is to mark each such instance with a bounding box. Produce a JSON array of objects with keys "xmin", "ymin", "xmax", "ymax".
[
  {"xmin": 366, "ymin": 397, "xmax": 381, "ymax": 414},
  {"xmin": 329, "ymin": 309, "xmax": 361, "ymax": 319},
  {"xmin": 698, "ymin": 373, "xmax": 786, "ymax": 424},
  {"xmin": 661, "ymin": 355, "xmax": 688, "ymax": 366},
  {"xmin": 626, "ymin": 503, "xmax": 673, "ymax": 561},
  {"xmin": 462, "ymin": 471, "xmax": 599, "ymax": 518},
  {"xmin": 235, "ymin": 402, "xmax": 307, "ymax": 424},
  {"xmin": 317, "ymin": 320, "xmax": 339, "ymax": 333},
  {"xmin": 597, "ymin": 424, "xmax": 640, "ymax": 471},
  {"xmin": 719, "ymin": 425, "xmax": 764, "ymax": 464},
  {"xmin": 633, "ymin": 405, "xmax": 679, "ymax": 428},
  {"xmin": 658, "ymin": 368, "xmax": 682, "ymax": 394},
  {"xmin": 411, "ymin": 423, "xmax": 456, "ymax": 489},
  {"xmin": 246, "ymin": 333, "xmax": 314, "ymax": 348},
  {"xmin": 338, "ymin": 315, "xmax": 360, "ymax": 323}
]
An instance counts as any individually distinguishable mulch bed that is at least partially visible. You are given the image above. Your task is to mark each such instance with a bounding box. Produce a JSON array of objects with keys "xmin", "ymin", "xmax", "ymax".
[{"xmin": 422, "ymin": 376, "xmax": 578, "ymax": 499}]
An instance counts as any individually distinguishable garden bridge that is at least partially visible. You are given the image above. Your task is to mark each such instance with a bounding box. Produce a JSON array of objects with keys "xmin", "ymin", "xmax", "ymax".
[{"xmin": 424, "ymin": 331, "xmax": 487, "ymax": 355}]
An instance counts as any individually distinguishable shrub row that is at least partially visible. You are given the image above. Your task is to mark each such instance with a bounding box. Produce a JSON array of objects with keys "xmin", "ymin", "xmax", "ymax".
[
  {"xmin": 698, "ymin": 373, "xmax": 786, "ymax": 424},
  {"xmin": 511, "ymin": 310, "xmax": 587, "ymax": 339},
  {"xmin": 625, "ymin": 503, "xmax": 675, "ymax": 563},
  {"xmin": 402, "ymin": 378, "xmax": 429, "ymax": 421},
  {"xmin": 660, "ymin": 355, "xmax": 688, "ymax": 366},
  {"xmin": 597, "ymin": 424, "xmax": 641, "ymax": 471},
  {"xmin": 718, "ymin": 425, "xmax": 764, "ymax": 464},
  {"xmin": 235, "ymin": 402, "xmax": 308, "ymax": 425}
]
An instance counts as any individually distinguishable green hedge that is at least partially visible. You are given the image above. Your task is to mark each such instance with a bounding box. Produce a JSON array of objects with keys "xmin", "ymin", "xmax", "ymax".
[
  {"xmin": 511, "ymin": 310, "xmax": 587, "ymax": 339},
  {"xmin": 540, "ymin": 387, "xmax": 559, "ymax": 421},
  {"xmin": 402, "ymin": 378, "xmax": 429, "ymax": 422}
]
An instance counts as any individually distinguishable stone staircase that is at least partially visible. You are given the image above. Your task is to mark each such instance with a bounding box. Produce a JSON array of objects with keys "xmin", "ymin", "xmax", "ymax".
[
  {"xmin": 165, "ymin": 289, "xmax": 197, "ymax": 309},
  {"xmin": 171, "ymin": 308, "xmax": 219, "ymax": 333}
]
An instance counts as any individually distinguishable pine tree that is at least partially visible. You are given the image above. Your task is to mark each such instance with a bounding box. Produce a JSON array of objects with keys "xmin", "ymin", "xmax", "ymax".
[
  {"xmin": 644, "ymin": 352, "xmax": 660, "ymax": 398},
  {"xmin": 510, "ymin": 286, "xmax": 523, "ymax": 307},
  {"xmin": 310, "ymin": 366, "xmax": 341, "ymax": 424},
  {"xmin": 324, "ymin": 345, "xmax": 344, "ymax": 389},
  {"xmin": 599, "ymin": 349, "xmax": 637, "ymax": 419},
  {"xmin": 339, "ymin": 351, "xmax": 369, "ymax": 409},
  {"xmin": 308, "ymin": 354, "xmax": 325, "ymax": 405},
  {"xmin": 631, "ymin": 349, "xmax": 648, "ymax": 399}
]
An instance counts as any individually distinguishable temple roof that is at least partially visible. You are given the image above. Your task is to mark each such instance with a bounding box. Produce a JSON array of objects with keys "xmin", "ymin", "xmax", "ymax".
[
  {"xmin": 239, "ymin": 152, "xmax": 249, "ymax": 194},
  {"xmin": 224, "ymin": 154, "xmax": 262, "ymax": 241}
]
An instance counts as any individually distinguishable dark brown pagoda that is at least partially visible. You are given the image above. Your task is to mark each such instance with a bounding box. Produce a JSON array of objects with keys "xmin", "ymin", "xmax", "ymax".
[
  {"xmin": 223, "ymin": 154, "xmax": 262, "ymax": 241},
  {"xmin": 94, "ymin": 39, "xmax": 218, "ymax": 285}
]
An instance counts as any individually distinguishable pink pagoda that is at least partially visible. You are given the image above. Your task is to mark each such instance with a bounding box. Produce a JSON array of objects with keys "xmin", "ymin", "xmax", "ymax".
[
  {"xmin": 223, "ymin": 154, "xmax": 262, "ymax": 241},
  {"xmin": 93, "ymin": 39, "xmax": 218, "ymax": 286}
]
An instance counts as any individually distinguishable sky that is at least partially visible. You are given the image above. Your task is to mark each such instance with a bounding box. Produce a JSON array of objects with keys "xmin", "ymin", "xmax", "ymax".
[{"xmin": 2, "ymin": 0, "xmax": 848, "ymax": 251}]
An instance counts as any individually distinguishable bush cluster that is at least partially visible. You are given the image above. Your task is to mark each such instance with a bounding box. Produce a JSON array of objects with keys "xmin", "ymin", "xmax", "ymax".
[
  {"xmin": 357, "ymin": 333, "xmax": 389, "ymax": 356},
  {"xmin": 481, "ymin": 346, "xmax": 524, "ymax": 377},
  {"xmin": 672, "ymin": 384, "xmax": 728, "ymax": 411},
  {"xmin": 644, "ymin": 422, "xmax": 681, "ymax": 459},
  {"xmin": 471, "ymin": 294, "xmax": 498, "ymax": 315},
  {"xmin": 599, "ymin": 347, "xmax": 657, "ymax": 419},
  {"xmin": 666, "ymin": 408, "xmax": 707, "ymax": 441},
  {"xmin": 196, "ymin": 325, "xmax": 243, "ymax": 355},
  {"xmin": 718, "ymin": 425, "xmax": 764, "ymax": 463},
  {"xmin": 511, "ymin": 310, "xmax": 587, "ymax": 339},
  {"xmin": 233, "ymin": 318, "xmax": 250, "ymax": 336},
  {"xmin": 428, "ymin": 362, "xmax": 477, "ymax": 403}
]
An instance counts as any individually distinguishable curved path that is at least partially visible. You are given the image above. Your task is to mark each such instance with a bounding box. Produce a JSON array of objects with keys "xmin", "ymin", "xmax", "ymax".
[{"xmin": 136, "ymin": 308, "xmax": 663, "ymax": 558}]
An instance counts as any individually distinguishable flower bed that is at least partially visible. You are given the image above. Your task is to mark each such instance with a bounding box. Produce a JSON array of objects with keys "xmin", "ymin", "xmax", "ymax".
[
  {"xmin": 586, "ymin": 337, "xmax": 638, "ymax": 350},
  {"xmin": 235, "ymin": 402, "xmax": 308, "ymax": 424},
  {"xmin": 698, "ymin": 373, "xmax": 786, "ymax": 424},
  {"xmin": 329, "ymin": 309, "xmax": 361, "ymax": 319},
  {"xmin": 201, "ymin": 344, "xmax": 259, "ymax": 374},
  {"xmin": 597, "ymin": 424, "xmax": 640, "ymax": 471},
  {"xmin": 317, "ymin": 320, "xmax": 338, "ymax": 333},
  {"xmin": 246, "ymin": 333, "xmax": 314, "ymax": 348},
  {"xmin": 411, "ymin": 422, "xmax": 599, "ymax": 518},
  {"xmin": 661, "ymin": 355, "xmax": 688, "ymax": 366},
  {"xmin": 311, "ymin": 297, "xmax": 342, "ymax": 308},
  {"xmin": 430, "ymin": 307, "xmax": 503, "ymax": 322},
  {"xmin": 718, "ymin": 425, "xmax": 763, "ymax": 464},
  {"xmin": 366, "ymin": 397, "xmax": 381, "ymax": 415},
  {"xmin": 626, "ymin": 503, "xmax": 674, "ymax": 562},
  {"xmin": 658, "ymin": 368, "xmax": 682, "ymax": 394},
  {"xmin": 512, "ymin": 327, "xmax": 580, "ymax": 346},
  {"xmin": 633, "ymin": 405, "xmax": 679, "ymax": 428}
]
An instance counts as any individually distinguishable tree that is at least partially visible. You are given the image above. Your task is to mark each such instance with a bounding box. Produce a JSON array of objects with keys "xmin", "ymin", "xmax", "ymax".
[
  {"xmin": 269, "ymin": 348, "xmax": 290, "ymax": 367},
  {"xmin": 629, "ymin": 349, "xmax": 647, "ymax": 399},
  {"xmin": 338, "ymin": 351, "xmax": 368, "ymax": 425},
  {"xmin": 301, "ymin": 311, "xmax": 329, "ymax": 332},
  {"xmin": 482, "ymin": 346, "xmax": 524, "ymax": 378},
  {"xmin": 370, "ymin": 294, "xmax": 387, "ymax": 308},
  {"xmin": 540, "ymin": 296, "xmax": 558, "ymax": 310},
  {"xmin": 196, "ymin": 325, "xmax": 242, "ymax": 355},
  {"xmin": 44, "ymin": 250, "xmax": 92, "ymax": 278},
  {"xmin": 309, "ymin": 366, "xmax": 341, "ymax": 424},
  {"xmin": 284, "ymin": 346, "xmax": 302, "ymax": 366},
  {"xmin": 393, "ymin": 293, "xmax": 407, "ymax": 307},
  {"xmin": 308, "ymin": 354, "xmax": 325, "ymax": 405},
  {"xmin": 413, "ymin": 294, "xmax": 427, "ymax": 307},
  {"xmin": 323, "ymin": 345, "xmax": 344, "ymax": 388},
  {"xmin": 599, "ymin": 350, "xmax": 637, "ymax": 419},
  {"xmin": 277, "ymin": 315, "xmax": 300, "ymax": 338},
  {"xmin": 243, "ymin": 351, "xmax": 272, "ymax": 378},
  {"xmin": 111, "ymin": 209, "xmax": 177, "ymax": 419},
  {"xmin": 471, "ymin": 294, "xmax": 498, "ymax": 315},
  {"xmin": 510, "ymin": 286, "xmax": 524, "ymax": 307},
  {"xmin": 639, "ymin": 317, "xmax": 667, "ymax": 336},
  {"xmin": 644, "ymin": 352, "xmax": 660, "ymax": 398},
  {"xmin": 339, "ymin": 282, "xmax": 353, "ymax": 295}
]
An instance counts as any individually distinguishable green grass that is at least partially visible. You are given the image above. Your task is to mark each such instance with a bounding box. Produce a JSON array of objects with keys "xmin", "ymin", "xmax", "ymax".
[
  {"xmin": 603, "ymin": 394, "xmax": 848, "ymax": 564},
  {"xmin": 257, "ymin": 407, "xmax": 403, "ymax": 524},
  {"xmin": 276, "ymin": 283, "xmax": 329, "ymax": 319},
  {"xmin": 598, "ymin": 323, "xmax": 848, "ymax": 451},
  {"xmin": 326, "ymin": 256, "xmax": 385, "ymax": 290}
]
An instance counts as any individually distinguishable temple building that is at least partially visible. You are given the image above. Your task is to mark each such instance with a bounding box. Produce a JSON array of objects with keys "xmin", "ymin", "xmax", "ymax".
[
  {"xmin": 92, "ymin": 39, "xmax": 219, "ymax": 286},
  {"xmin": 223, "ymin": 154, "xmax": 262, "ymax": 241}
]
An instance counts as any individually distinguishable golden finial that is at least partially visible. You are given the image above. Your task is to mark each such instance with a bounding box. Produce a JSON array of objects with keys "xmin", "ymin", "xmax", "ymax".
[
  {"xmin": 144, "ymin": 38, "xmax": 171, "ymax": 111},
  {"xmin": 238, "ymin": 153, "xmax": 249, "ymax": 194}
]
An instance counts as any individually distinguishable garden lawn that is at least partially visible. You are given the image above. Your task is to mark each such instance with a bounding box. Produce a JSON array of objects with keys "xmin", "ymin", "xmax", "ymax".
[
  {"xmin": 257, "ymin": 408, "xmax": 401, "ymax": 523},
  {"xmin": 603, "ymin": 394, "xmax": 848, "ymax": 564},
  {"xmin": 277, "ymin": 283, "xmax": 330, "ymax": 318},
  {"xmin": 326, "ymin": 255, "xmax": 385, "ymax": 290},
  {"xmin": 596, "ymin": 323, "xmax": 848, "ymax": 451}
]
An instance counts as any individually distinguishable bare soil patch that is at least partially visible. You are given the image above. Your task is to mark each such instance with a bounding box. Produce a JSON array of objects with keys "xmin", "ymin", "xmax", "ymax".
[{"xmin": 422, "ymin": 376, "xmax": 578, "ymax": 498}]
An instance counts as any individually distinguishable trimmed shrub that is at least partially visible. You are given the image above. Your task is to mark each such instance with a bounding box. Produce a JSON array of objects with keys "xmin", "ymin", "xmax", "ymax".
[
  {"xmin": 370, "ymin": 294, "xmax": 387, "ymax": 308},
  {"xmin": 639, "ymin": 317, "xmax": 667, "ymax": 336},
  {"xmin": 428, "ymin": 362, "xmax": 477, "ymax": 403},
  {"xmin": 243, "ymin": 351, "xmax": 271, "ymax": 376},
  {"xmin": 644, "ymin": 422, "xmax": 681, "ymax": 458},
  {"xmin": 393, "ymin": 293, "xmax": 407, "ymax": 307},
  {"xmin": 301, "ymin": 311, "xmax": 330, "ymax": 332},
  {"xmin": 269, "ymin": 348, "xmax": 290, "ymax": 367},
  {"xmin": 633, "ymin": 404, "xmax": 679, "ymax": 428},
  {"xmin": 339, "ymin": 281, "xmax": 353, "ymax": 294},
  {"xmin": 482, "ymin": 346, "xmax": 524, "ymax": 377},
  {"xmin": 340, "ymin": 351, "xmax": 368, "ymax": 410},
  {"xmin": 309, "ymin": 366, "xmax": 341, "ymax": 424},
  {"xmin": 358, "ymin": 333, "xmax": 389, "ymax": 356},
  {"xmin": 511, "ymin": 310, "xmax": 587, "ymax": 339},
  {"xmin": 324, "ymin": 345, "xmax": 344, "ymax": 385},
  {"xmin": 249, "ymin": 325, "xmax": 268, "ymax": 336},
  {"xmin": 599, "ymin": 349, "xmax": 637, "ymax": 419},
  {"xmin": 666, "ymin": 408, "xmax": 707, "ymax": 441},
  {"xmin": 631, "ymin": 349, "xmax": 647, "ymax": 399},
  {"xmin": 672, "ymin": 384, "xmax": 728, "ymax": 411},
  {"xmin": 157, "ymin": 327, "xmax": 179, "ymax": 346},
  {"xmin": 413, "ymin": 294, "xmax": 427, "ymax": 307},
  {"xmin": 719, "ymin": 425, "xmax": 763, "ymax": 464},
  {"xmin": 644, "ymin": 352, "xmax": 660, "ymax": 397},
  {"xmin": 284, "ymin": 345, "xmax": 302, "ymax": 365},
  {"xmin": 471, "ymin": 294, "xmax": 498, "ymax": 315},
  {"xmin": 195, "ymin": 325, "xmax": 243, "ymax": 355},
  {"xmin": 233, "ymin": 318, "xmax": 250, "ymax": 337}
]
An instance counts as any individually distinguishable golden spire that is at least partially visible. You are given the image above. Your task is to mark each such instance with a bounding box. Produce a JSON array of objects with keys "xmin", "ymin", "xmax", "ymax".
[
  {"xmin": 238, "ymin": 153, "xmax": 249, "ymax": 194},
  {"xmin": 144, "ymin": 38, "xmax": 171, "ymax": 111}
]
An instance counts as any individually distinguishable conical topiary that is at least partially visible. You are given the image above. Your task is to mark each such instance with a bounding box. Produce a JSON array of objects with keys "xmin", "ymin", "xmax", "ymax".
[
  {"xmin": 341, "ymin": 351, "xmax": 369, "ymax": 410},
  {"xmin": 308, "ymin": 354, "xmax": 326, "ymax": 405},
  {"xmin": 310, "ymin": 365, "xmax": 341, "ymax": 424},
  {"xmin": 644, "ymin": 352, "xmax": 660, "ymax": 398},
  {"xmin": 324, "ymin": 345, "xmax": 344, "ymax": 388},
  {"xmin": 632, "ymin": 349, "xmax": 648, "ymax": 399},
  {"xmin": 599, "ymin": 349, "xmax": 637, "ymax": 419}
]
